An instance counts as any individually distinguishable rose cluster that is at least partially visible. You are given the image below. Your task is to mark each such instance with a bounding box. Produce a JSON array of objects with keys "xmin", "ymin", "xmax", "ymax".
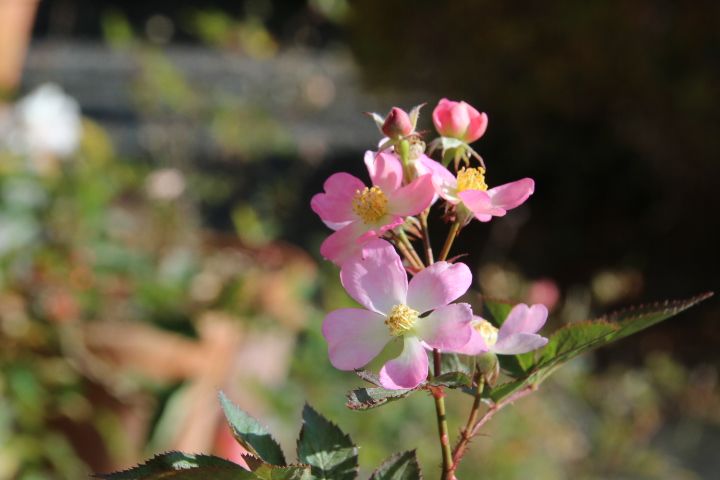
[{"xmin": 312, "ymin": 99, "xmax": 548, "ymax": 390}]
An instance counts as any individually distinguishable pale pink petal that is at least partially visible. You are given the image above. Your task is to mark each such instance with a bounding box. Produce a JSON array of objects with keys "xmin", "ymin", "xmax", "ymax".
[
  {"xmin": 455, "ymin": 326, "xmax": 490, "ymax": 356},
  {"xmin": 498, "ymin": 303, "xmax": 548, "ymax": 340},
  {"xmin": 414, "ymin": 155, "xmax": 459, "ymax": 204},
  {"xmin": 357, "ymin": 216, "xmax": 404, "ymax": 240},
  {"xmin": 458, "ymin": 190, "xmax": 506, "ymax": 221},
  {"xmin": 386, "ymin": 174, "xmax": 435, "ymax": 216},
  {"xmin": 407, "ymin": 261, "xmax": 472, "ymax": 313},
  {"xmin": 488, "ymin": 178, "xmax": 535, "ymax": 210},
  {"xmin": 322, "ymin": 308, "xmax": 391, "ymax": 370},
  {"xmin": 340, "ymin": 238, "xmax": 407, "ymax": 314},
  {"xmin": 493, "ymin": 333, "xmax": 548, "ymax": 355},
  {"xmin": 322, "ymin": 219, "xmax": 352, "ymax": 231},
  {"xmin": 416, "ymin": 303, "xmax": 473, "ymax": 351},
  {"xmin": 311, "ymin": 172, "xmax": 364, "ymax": 224},
  {"xmin": 364, "ymin": 151, "xmax": 403, "ymax": 192},
  {"xmin": 465, "ymin": 112, "xmax": 488, "ymax": 143},
  {"xmin": 379, "ymin": 336, "xmax": 428, "ymax": 389},
  {"xmin": 319, "ymin": 221, "xmax": 368, "ymax": 265}
]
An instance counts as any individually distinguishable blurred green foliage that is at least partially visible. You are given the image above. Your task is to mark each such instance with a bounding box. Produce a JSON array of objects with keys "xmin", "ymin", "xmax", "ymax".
[{"xmin": 2, "ymin": 2, "xmax": 719, "ymax": 478}]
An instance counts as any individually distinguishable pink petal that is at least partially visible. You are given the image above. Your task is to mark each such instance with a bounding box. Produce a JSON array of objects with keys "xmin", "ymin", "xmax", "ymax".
[
  {"xmin": 340, "ymin": 238, "xmax": 407, "ymax": 314},
  {"xmin": 416, "ymin": 303, "xmax": 473, "ymax": 351},
  {"xmin": 414, "ymin": 155, "xmax": 459, "ymax": 204},
  {"xmin": 364, "ymin": 151, "xmax": 403, "ymax": 192},
  {"xmin": 455, "ymin": 325, "xmax": 490, "ymax": 356},
  {"xmin": 322, "ymin": 308, "xmax": 391, "ymax": 370},
  {"xmin": 498, "ymin": 303, "xmax": 548, "ymax": 340},
  {"xmin": 458, "ymin": 189, "xmax": 506, "ymax": 222},
  {"xmin": 465, "ymin": 112, "xmax": 488, "ymax": 143},
  {"xmin": 387, "ymin": 174, "xmax": 435, "ymax": 216},
  {"xmin": 311, "ymin": 172, "xmax": 364, "ymax": 224},
  {"xmin": 488, "ymin": 178, "xmax": 535, "ymax": 211},
  {"xmin": 407, "ymin": 261, "xmax": 472, "ymax": 313},
  {"xmin": 357, "ymin": 216, "xmax": 404, "ymax": 240},
  {"xmin": 433, "ymin": 99, "xmax": 467, "ymax": 138},
  {"xmin": 493, "ymin": 333, "xmax": 548, "ymax": 355},
  {"xmin": 319, "ymin": 221, "xmax": 368, "ymax": 265},
  {"xmin": 379, "ymin": 336, "xmax": 428, "ymax": 389}
]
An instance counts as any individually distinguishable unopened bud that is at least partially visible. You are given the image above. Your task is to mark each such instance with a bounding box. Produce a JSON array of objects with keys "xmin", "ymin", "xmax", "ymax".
[
  {"xmin": 476, "ymin": 352, "xmax": 499, "ymax": 387},
  {"xmin": 382, "ymin": 107, "xmax": 413, "ymax": 139}
]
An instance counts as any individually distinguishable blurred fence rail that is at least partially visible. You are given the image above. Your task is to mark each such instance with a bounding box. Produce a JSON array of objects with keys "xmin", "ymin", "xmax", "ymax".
[{"xmin": 22, "ymin": 41, "xmax": 402, "ymax": 160}]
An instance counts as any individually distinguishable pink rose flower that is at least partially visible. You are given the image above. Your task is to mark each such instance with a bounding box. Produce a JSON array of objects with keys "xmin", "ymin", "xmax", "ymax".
[
  {"xmin": 322, "ymin": 239, "xmax": 474, "ymax": 389},
  {"xmin": 432, "ymin": 99, "xmax": 488, "ymax": 143},
  {"xmin": 458, "ymin": 303, "xmax": 549, "ymax": 355},
  {"xmin": 420, "ymin": 159, "xmax": 534, "ymax": 223},
  {"xmin": 311, "ymin": 151, "xmax": 435, "ymax": 265}
]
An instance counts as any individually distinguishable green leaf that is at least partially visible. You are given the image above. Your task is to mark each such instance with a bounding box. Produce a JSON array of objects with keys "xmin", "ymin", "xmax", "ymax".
[
  {"xmin": 219, "ymin": 392, "xmax": 286, "ymax": 466},
  {"xmin": 485, "ymin": 293, "xmax": 713, "ymax": 403},
  {"xmin": 482, "ymin": 298, "xmax": 513, "ymax": 327},
  {"xmin": 250, "ymin": 464, "xmax": 311, "ymax": 480},
  {"xmin": 605, "ymin": 292, "xmax": 713, "ymax": 340},
  {"xmin": 345, "ymin": 386, "xmax": 414, "ymax": 410},
  {"xmin": 497, "ymin": 352, "xmax": 535, "ymax": 377},
  {"xmin": 354, "ymin": 369, "xmax": 381, "ymax": 386},
  {"xmin": 297, "ymin": 405, "xmax": 358, "ymax": 480},
  {"xmin": 439, "ymin": 352, "xmax": 472, "ymax": 375},
  {"xmin": 369, "ymin": 451, "xmax": 422, "ymax": 480},
  {"xmin": 240, "ymin": 456, "xmax": 310, "ymax": 480},
  {"xmin": 428, "ymin": 372, "xmax": 471, "ymax": 389},
  {"xmin": 95, "ymin": 452, "xmax": 248, "ymax": 479}
]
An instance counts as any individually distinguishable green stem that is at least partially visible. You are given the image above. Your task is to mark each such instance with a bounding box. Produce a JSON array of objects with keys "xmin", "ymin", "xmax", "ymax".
[
  {"xmin": 397, "ymin": 229, "xmax": 425, "ymax": 269},
  {"xmin": 394, "ymin": 233, "xmax": 424, "ymax": 271},
  {"xmin": 420, "ymin": 210, "xmax": 434, "ymax": 265},
  {"xmin": 438, "ymin": 221, "xmax": 461, "ymax": 262},
  {"xmin": 398, "ymin": 139, "xmax": 413, "ymax": 184},
  {"xmin": 432, "ymin": 349, "xmax": 454, "ymax": 479}
]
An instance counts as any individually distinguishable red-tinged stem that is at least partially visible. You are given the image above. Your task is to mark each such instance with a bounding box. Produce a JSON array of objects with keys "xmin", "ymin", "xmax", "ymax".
[
  {"xmin": 457, "ymin": 369, "xmax": 484, "ymax": 455},
  {"xmin": 450, "ymin": 385, "xmax": 537, "ymax": 475},
  {"xmin": 432, "ymin": 348, "xmax": 454, "ymax": 479}
]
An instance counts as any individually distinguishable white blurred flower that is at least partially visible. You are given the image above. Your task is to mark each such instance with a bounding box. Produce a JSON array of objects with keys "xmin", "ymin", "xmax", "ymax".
[
  {"xmin": 145, "ymin": 168, "xmax": 186, "ymax": 200},
  {"xmin": 10, "ymin": 83, "xmax": 82, "ymax": 158}
]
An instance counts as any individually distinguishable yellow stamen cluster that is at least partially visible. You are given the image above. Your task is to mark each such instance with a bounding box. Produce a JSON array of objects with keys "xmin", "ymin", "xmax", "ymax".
[
  {"xmin": 352, "ymin": 186, "xmax": 388, "ymax": 224},
  {"xmin": 386, "ymin": 304, "xmax": 419, "ymax": 337},
  {"xmin": 474, "ymin": 319, "xmax": 498, "ymax": 347},
  {"xmin": 456, "ymin": 167, "xmax": 488, "ymax": 192}
]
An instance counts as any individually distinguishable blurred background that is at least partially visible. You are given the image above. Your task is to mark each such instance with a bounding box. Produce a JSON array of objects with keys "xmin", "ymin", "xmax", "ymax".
[{"xmin": 1, "ymin": 0, "xmax": 718, "ymax": 478}]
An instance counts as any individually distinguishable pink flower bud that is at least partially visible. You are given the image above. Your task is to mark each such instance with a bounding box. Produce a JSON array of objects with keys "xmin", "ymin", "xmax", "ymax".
[
  {"xmin": 382, "ymin": 107, "xmax": 414, "ymax": 138},
  {"xmin": 432, "ymin": 98, "xmax": 488, "ymax": 143}
]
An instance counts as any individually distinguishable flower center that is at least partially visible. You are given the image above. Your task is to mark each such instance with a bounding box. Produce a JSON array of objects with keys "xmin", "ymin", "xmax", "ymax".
[
  {"xmin": 474, "ymin": 319, "xmax": 498, "ymax": 347},
  {"xmin": 456, "ymin": 167, "xmax": 488, "ymax": 192},
  {"xmin": 386, "ymin": 304, "xmax": 419, "ymax": 337},
  {"xmin": 352, "ymin": 186, "xmax": 388, "ymax": 224}
]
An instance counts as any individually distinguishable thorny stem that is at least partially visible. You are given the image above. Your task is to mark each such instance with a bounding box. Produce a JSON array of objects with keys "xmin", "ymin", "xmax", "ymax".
[
  {"xmin": 438, "ymin": 221, "xmax": 462, "ymax": 262},
  {"xmin": 450, "ymin": 384, "xmax": 537, "ymax": 475},
  {"xmin": 432, "ymin": 348, "xmax": 454, "ymax": 479},
  {"xmin": 419, "ymin": 209, "xmax": 434, "ymax": 265}
]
